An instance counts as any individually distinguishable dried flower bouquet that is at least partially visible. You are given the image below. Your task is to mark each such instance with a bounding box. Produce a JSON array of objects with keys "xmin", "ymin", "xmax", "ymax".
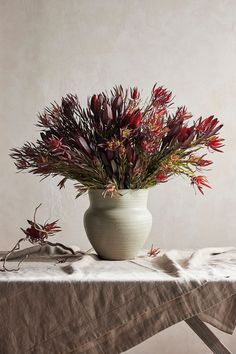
[{"xmin": 11, "ymin": 84, "xmax": 224, "ymax": 196}]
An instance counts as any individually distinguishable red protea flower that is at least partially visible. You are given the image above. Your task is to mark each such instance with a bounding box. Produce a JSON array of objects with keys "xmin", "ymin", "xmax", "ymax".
[
  {"xmin": 122, "ymin": 109, "xmax": 142, "ymax": 129},
  {"xmin": 43, "ymin": 220, "xmax": 61, "ymax": 235},
  {"xmin": 23, "ymin": 224, "xmax": 43, "ymax": 241},
  {"xmin": 90, "ymin": 94, "xmax": 99, "ymax": 113},
  {"xmin": 101, "ymin": 102, "xmax": 113, "ymax": 124},
  {"xmin": 130, "ymin": 110, "xmax": 142, "ymax": 128},
  {"xmin": 174, "ymin": 106, "xmax": 192, "ymax": 121},
  {"xmin": 195, "ymin": 116, "xmax": 223, "ymax": 137},
  {"xmin": 156, "ymin": 171, "xmax": 168, "ymax": 183},
  {"xmin": 131, "ymin": 87, "xmax": 140, "ymax": 100},
  {"xmin": 43, "ymin": 136, "xmax": 72, "ymax": 161},
  {"xmin": 148, "ymin": 244, "xmax": 160, "ymax": 257},
  {"xmin": 22, "ymin": 219, "xmax": 60, "ymax": 243},
  {"xmin": 152, "ymin": 85, "xmax": 172, "ymax": 108},
  {"xmin": 178, "ymin": 126, "xmax": 194, "ymax": 143},
  {"xmin": 46, "ymin": 137, "xmax": 63, "ymax": 151},
  {"xmin": 207, "ymin": 136, "xmax": 224, "ymax": 152},
  {"xmin": 191, "ymin": 176, "xmax": 211, "ymax": 194},
  {"xmin": 21, "ymin": 205, "xmax": 61, "ymax": 243},
  {"xmin": 111, "ymin": 95, "xmax": 123, "ymax": 119}
]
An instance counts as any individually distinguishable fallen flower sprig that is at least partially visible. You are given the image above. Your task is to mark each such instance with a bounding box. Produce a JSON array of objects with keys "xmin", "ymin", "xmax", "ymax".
[
  {"xmin": 148, "ymin": 244, "xmax": 160, "ymax": 257},
  {"xmin": 0, "ymin": 204, "xmax": 74, "ymax": 272}
]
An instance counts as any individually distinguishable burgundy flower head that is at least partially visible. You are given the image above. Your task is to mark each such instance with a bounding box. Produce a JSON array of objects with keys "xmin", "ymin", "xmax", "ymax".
[{"xmin": 131, "ymin": 87, "xmax": 140, "ymax": 100}]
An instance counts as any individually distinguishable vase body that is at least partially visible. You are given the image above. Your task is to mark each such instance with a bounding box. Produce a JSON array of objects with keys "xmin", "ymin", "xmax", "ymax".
[{"xmin": 83, "ymin": 189, "xmax": 152, "ymax": 260}]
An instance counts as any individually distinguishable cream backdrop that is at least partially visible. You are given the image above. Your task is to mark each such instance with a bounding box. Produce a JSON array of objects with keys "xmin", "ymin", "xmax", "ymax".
[{"xmin": 0, "ymin": 0, "xmax": 236, "ymax": 353}]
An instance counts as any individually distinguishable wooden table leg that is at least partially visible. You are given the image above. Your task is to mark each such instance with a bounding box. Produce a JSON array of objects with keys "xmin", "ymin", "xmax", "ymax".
[{"xmin": 185, "ymin": 316, "xmax": 232, "ymax": 354}]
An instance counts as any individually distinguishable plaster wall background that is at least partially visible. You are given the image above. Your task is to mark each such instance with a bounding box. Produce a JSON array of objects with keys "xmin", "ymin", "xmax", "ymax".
[{"xmin": 0, "ymin": 1, "xmax": 236, "ymax": 352}]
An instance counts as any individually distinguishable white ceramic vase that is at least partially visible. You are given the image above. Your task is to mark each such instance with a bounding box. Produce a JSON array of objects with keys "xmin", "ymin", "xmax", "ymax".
[{"xmin": 84, "ymin": 189, "xmax": 152, "ymax": 260}]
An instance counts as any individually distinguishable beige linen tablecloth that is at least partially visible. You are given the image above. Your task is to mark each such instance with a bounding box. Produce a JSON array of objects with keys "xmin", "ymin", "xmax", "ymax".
[{"xmin": 0, "ymin": 246, "xmax": 236, "ymax": 354}]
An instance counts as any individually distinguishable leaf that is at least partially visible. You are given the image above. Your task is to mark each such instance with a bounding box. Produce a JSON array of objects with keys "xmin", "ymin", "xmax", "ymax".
[
  {"xmin": 111, "ymin": 160, "xmax": 117, "ymax": 173},
  {"xmin": 77, "ymin": 136, "xmax": 91, "ymax": 155}
]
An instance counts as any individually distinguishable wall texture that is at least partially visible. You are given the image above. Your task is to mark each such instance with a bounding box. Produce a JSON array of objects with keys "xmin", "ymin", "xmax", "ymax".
[{"xmin": 0, "ymin": 0, "xmax": 236, "ymax": 352}]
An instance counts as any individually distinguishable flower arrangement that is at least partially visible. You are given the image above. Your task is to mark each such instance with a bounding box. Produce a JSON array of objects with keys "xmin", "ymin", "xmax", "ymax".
[{"xmin": 11, "ymin": 84, "xmax": 224, "ymax": 196}]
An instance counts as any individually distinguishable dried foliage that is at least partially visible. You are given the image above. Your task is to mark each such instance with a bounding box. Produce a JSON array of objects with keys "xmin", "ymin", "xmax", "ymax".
[
  {"xmin": 10, "ymin": 84, "xmax": 224, "ymax": 196},
  {"xmin": 0, "ymin": 205, "xmax": 74, "ymax": 272}
]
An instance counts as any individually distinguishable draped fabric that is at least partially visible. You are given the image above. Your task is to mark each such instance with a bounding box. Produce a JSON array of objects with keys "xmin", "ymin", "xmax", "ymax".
[{"xmin": 0, "ymin": 246, "xmax": 236, "ymax": 354}]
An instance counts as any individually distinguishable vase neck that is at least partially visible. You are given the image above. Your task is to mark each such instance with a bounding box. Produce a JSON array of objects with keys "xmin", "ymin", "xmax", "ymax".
[{"xmin": 88, "ymin": 189, "xmax": 149, "ymax": 209}]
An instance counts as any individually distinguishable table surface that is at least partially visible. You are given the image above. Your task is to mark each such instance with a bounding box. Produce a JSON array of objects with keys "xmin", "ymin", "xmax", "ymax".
[
  {"xmin": 0, "ymin": 246, "xmax": 236, "ymax": 354},
  {"xmin": 1, "ymin": 247, "xmax": 236, "ymax": 282}
]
